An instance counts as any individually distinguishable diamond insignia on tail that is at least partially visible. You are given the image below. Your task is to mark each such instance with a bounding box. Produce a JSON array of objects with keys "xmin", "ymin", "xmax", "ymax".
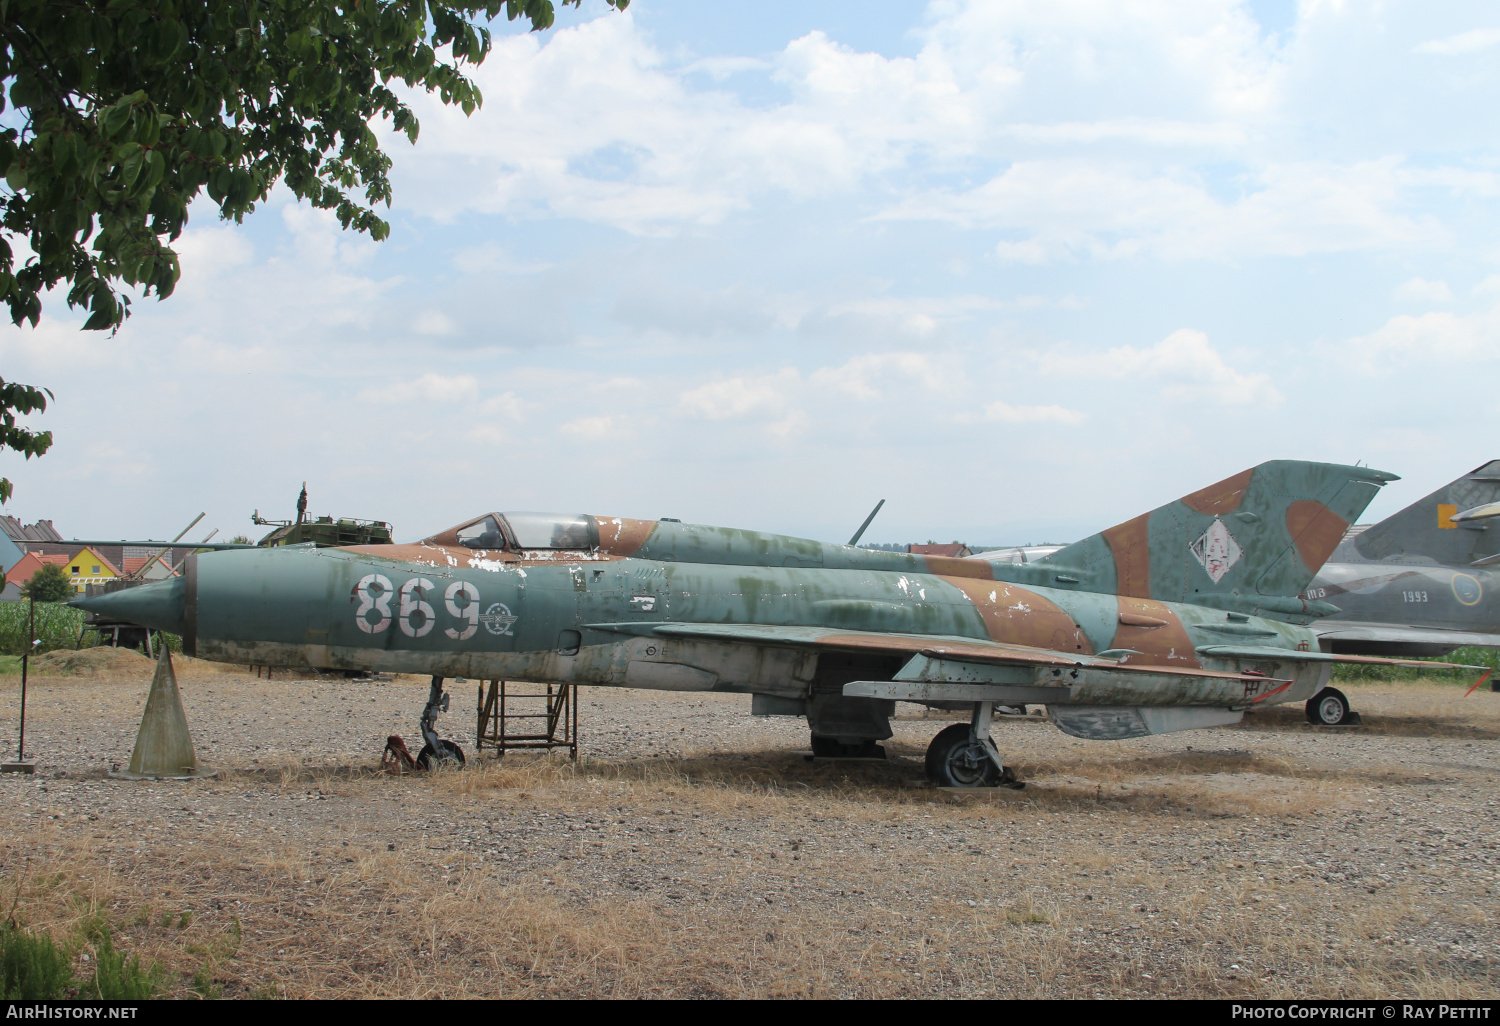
[{"xmin": 1190, "ymin": 517, "xmax": 1243, "ymax": 584}]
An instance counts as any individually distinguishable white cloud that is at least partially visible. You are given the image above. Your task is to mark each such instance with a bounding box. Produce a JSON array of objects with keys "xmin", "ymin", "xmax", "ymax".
[
  {"xmin": 886, "ymin": 158, "xmax": 1444, "ymax": 261},
  {"xmin": 1394, "ymin": 278, "xmax": 1453, "ymax": 303},
  {"xmin": 677, "ymin": 370, "xmax": 798, "ymax": 420},
  {"xmin": 809, "ymin": 352, "xmax": 948, "ymax": 399},
  {"xmin": 359, "ymin": 373, "xmax": 479, "ymax": 404},
  {"xmin": 981, "ymin": 401, "xmax": 1086, "ymax": 425},
  {"xmin": 413, "ymin": 311, "xmax": 458, "ymax": 336},
  {"xmin": 560, "ymin": 415, "xmax": 625, "ymax": 440},
  {"xmin": 1415, "ymin": 27, "xmax": 1500, "ymax": 55},
  {"xmin": 374, "ymin": 0, "xmax": 1480, "ymax": 269},
  {"xmin": 1038, "ymin": 329, "xmax": 1281, "ymax": 405},
  {"xmin": 1346, "ymin": 304, "xmax": 1500, "ymax": 368},
  {"xmin": 479, "ymin": 392, "xmax": 527, "ymax": 420},
  {"xmin": 1474, "ymin": 274, "xmax": 1500, "ymax": 296}
]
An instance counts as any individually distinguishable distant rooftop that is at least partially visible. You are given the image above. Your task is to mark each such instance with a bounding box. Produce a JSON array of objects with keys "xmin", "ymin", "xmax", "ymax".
[{"xmin": 0, "ymin": 516, "xmax": 62, "ymax": 543}]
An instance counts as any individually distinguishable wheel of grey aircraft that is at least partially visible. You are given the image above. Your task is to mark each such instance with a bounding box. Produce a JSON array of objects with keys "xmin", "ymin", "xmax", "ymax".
[
  {"xmin": 417, "ymin": 739, "xmax": 466, "ymax": 770},
  {"xmin": 925, "ymin": 723, "xmax": 1001, "ymax": 788},
  {"xmin": 1305, "ymin": 688, "xmax": 1352, "ymax": 727}
]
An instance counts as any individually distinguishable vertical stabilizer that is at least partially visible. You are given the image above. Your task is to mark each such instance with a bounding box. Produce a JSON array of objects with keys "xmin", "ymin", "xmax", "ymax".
[
  {"xmin": 1036, "ymin": 461, "xmax": 1393, "ymax": 611},
  {"xmin": 1348, "ymin": 460, "xmax": 1500, "ymax": 566}
]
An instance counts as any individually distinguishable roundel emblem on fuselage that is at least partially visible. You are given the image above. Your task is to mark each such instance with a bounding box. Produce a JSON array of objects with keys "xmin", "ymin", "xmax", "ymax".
[
  {"xmin": 1451, "ymin": 573, "xmax": 1483, "ymax": 607},
  {"xmin": 480, "ymin": 603, "xmax": 519, "ymax": 636}
]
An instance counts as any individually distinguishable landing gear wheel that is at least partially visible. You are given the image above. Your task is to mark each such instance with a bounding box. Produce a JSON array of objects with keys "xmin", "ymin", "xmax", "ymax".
[
  {"xmin": 417, "ymin": 739, "xmax": 466, "ymax": 770},
  {"xmin": 925, "ymin": 723, "xmax": 1001, "ymax": 788},
  {"xmin": 1306, "ymin": 687, "xmax": 1352, "ymax": 726}
]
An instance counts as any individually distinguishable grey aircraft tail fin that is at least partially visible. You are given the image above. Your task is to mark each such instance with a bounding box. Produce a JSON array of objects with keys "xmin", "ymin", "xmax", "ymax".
[
  {"xmin": 1033, "ymin": 460, "xmax": 1394, "ymax": 612},
  {"xmin": 1350, "ymin": 460, "xmax": 1500, "ymax": 566}
]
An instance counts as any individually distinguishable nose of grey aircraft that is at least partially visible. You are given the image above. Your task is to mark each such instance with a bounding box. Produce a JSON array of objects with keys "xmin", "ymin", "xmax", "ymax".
[{"xmin": 69, "ymin": 577, "xmax": 187, "ymax": 635}]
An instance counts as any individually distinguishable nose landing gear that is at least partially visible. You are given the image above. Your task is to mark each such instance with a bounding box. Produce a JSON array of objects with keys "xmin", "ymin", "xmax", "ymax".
[
  {"xmin": 384, "ymin": 676, "xmax": 466, "ymax": 771},
  {"xmin": 924, "ymin": 701, "xmax": 1023, "ymax": 789}
]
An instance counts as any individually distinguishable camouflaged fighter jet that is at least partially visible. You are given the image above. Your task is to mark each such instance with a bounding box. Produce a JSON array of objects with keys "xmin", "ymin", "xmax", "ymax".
[
  {"xmin": 1287, "ymin": 461, "xmax": 1500, "ymax": 721},
  {"xmin": 71, "ymin": 460, "xmax": 1485, "ymax": 788}
]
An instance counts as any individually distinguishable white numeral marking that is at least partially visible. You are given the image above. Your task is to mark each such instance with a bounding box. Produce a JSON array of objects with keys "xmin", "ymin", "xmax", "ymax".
[
  {"xmin": 399, "ymin": 578, "xmax": 437, "ymax": 637},
  {"xmin": 444, "ymin": 581, "xmax": 480, "ymax": 640},
  {"xmin": 354, "ymin": 574, "xmax": 393, "ymax": 634}
]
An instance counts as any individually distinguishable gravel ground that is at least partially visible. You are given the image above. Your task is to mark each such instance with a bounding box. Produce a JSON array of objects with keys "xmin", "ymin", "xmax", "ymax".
[{"xmin": 0, "ymin": 652, "xmax": 1497, "ymax": 998}]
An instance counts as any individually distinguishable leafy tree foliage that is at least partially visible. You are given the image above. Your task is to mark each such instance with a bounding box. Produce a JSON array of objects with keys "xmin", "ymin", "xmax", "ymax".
[
  {"xmin": 0, "ymin": 378, "xmax": 50, "ymax": 502},
  {"xmin": 0, "ymin": 0, "xmax": 627, "ymax": 497},
  {"xmin": 22, "ymin": 561, "xmax": 73, "ymax": 602}
]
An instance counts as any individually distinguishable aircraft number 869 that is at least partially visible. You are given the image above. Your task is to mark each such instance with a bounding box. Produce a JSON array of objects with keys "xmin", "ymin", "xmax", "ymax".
[{"xmin": 353, "ymin": 574, "xmax": 481, "ymax": 639}]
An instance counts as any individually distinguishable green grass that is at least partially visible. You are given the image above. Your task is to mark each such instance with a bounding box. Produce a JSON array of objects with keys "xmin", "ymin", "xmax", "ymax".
[
  {"xmin": 77, "ymin": 922, "xmax": 165, "ymax": 1000},
  {"xmin": 0, "ymin": 921, "xmax": 72, "ymax": 999},
  {"xmin": 0, "ymin": 602, "xmax": 91, "ymax": 657}
]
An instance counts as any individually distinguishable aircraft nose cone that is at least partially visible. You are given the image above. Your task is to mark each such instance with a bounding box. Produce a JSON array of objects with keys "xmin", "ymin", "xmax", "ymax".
[{"xmin": 69, "ymin": 578, "xmax": 187, "ymax": 635}]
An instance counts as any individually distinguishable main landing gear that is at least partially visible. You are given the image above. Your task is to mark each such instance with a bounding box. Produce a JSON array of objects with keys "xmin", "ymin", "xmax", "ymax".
[
  {"xmin": 924, "ymin": 702, "xmax": 1023, "ymax": 789},
  {"xmin": 1305, "ymin": 686, "xmax": 1360, "ymax": 727}
]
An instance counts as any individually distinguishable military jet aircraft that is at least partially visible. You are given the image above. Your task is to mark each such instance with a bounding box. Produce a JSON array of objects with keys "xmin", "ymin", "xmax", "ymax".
[
  {"xmin": 73, "ymin": 460, "xmax": 1482, "ymax": 787},
  {"xmin": 1305, "ymin": 460, "xmax": 1500, "ymax": 655},
  {"xmin": 1262, "ymin": 460, "xmax": 1500, "ymax": 724}
]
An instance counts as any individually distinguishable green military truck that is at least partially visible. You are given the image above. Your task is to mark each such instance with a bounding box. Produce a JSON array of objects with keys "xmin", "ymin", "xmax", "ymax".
[{"xmin": 252, "ymin": 482, "xmax": 393, "ymax": 547}]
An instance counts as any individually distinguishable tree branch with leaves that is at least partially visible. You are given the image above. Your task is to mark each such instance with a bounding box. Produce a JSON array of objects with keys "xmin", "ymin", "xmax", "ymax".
[{"xmin": 0, "ymin": 0, "xmax": 627, "ymax": 499}]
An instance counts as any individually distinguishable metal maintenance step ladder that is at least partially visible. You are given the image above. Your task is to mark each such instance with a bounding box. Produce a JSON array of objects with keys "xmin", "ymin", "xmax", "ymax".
[{"xmin": 475, "ymin": 680, "xmax": 578, "ymax": 759}]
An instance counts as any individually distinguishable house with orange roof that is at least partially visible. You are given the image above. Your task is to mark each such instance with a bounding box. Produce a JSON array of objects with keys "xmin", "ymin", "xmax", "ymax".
[
  {"xmin": 121, "ymin": 554, "xmax": 174, "ymax": 580},
  {"xmin": 3, "ymin": 551, "xmax": 71, "ymax": 599}
]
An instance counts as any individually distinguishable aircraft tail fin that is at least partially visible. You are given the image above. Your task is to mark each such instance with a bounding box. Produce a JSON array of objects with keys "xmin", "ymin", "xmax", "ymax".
[
  {"xmin": 1350, "ymin": 460, "xmax": 1500, "ymax": 566},
  {"xmin": 1035, "ymin": 461, "xmax": 1394, "ymax": 611}
]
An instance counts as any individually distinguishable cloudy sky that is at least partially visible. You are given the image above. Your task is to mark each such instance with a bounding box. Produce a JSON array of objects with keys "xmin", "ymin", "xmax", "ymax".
[{"xmin": 4, "ymin": 0, "xmax": 1498, "ymax": 547}]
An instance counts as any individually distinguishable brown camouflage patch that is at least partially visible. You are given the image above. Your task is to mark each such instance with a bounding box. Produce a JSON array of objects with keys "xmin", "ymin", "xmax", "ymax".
[
  {"xmin": 1111, "ymin": 596, "xmax": 1199, "ymax": 667},
  {"xmin": 1286, "ymin": 499, "xmax": 1348, "ymax": 572},
  {"xmin": 1102, "ymin": 513, "xmax": 1152, "ymax": 599},
  {"xmin": 813, "ymin": 629, "xmax": 1251, "ymax": 679},
  {"xmin": 945, "ymin": 578, "xmax": 1093, "ymax": 655},
  {"xmin": 349, "ymin": 542, "xmax": 518, "ymax": 564},
  {"xmin": 595, "ymin": 516, "xmax": 657, "ymax": 556},
  {"xmin": 1179, "ymin": 467, "xmax": 1254, "ymax": 516},
  {"xmin": 922, "ymin": 556, "xmax": 993, "ymax": 580}
]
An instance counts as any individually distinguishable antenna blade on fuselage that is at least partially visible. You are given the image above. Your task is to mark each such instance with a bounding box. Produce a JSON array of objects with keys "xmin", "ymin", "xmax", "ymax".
[{"xmin": 848, "ymin": 499, "xmax": 886, "ymax": 547}]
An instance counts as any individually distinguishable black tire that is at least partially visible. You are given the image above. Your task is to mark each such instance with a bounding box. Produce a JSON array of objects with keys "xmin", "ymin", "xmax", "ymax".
[
  {"xmin": 1305, "ymin": 687, "xmax": 1351, "ymax": 726},
  {"xmin": 417, "ymin": 739, "xmax": 466, "ymax": 770},
  {"xmin": 925, "ymin": 723, "xmax": 1001, "ymax": 788}
]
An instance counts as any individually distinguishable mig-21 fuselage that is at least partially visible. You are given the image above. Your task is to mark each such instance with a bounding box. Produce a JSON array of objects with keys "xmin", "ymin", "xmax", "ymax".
[{"xmin": 78, "ymin": 462, "xmax": 1478, "ymax": 787}]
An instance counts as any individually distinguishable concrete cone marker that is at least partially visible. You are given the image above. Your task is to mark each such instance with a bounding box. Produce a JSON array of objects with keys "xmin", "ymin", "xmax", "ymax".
[{"xmin": 111, "ymin": 647, "xmax": 216, "ymax": 780}]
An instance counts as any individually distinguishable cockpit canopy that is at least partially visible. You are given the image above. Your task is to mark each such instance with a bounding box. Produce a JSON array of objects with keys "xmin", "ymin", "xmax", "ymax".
[{"xmin": 429, "ymin": 512, "xmax": 599, "ymax": 552}]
